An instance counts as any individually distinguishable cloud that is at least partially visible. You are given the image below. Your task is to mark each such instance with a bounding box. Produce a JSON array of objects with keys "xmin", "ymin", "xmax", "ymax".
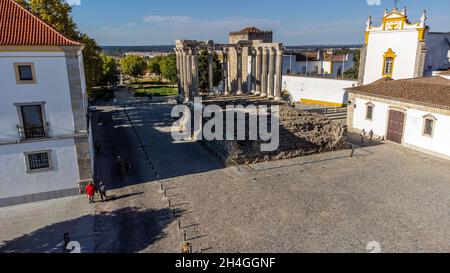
[
  {"xmin": 366, "ymin": 0, "xmax": 381, "ymax": 6},
  {"xmin": 143, "ymin": 15, "xmax": 195, "ymax": 24},
  {"xmin": 66, "ymin": 0, "xmax": 81, "ymax": 6}
]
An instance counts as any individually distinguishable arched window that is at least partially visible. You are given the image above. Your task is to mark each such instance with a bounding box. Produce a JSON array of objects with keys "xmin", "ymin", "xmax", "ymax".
[
  {"xmin": 366, "ymin": 102, "xmax": 375, "ymax": 121},
  {"xmin": 423, "ymin": 114, "xmax": 437, "ymax": 137},
  {"xmin": 382, "ymin": 48, "xmax": 396, "ymax": 78}
]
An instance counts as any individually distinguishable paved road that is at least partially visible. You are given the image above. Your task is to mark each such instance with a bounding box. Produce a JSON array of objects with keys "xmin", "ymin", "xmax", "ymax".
[
  {"xmin": 91, "ymin": 90, "xmax": 223, "ymax": 253},
  {"xmin": 2, "ymin": 90, "xmax": 450, "ymax": 253}
]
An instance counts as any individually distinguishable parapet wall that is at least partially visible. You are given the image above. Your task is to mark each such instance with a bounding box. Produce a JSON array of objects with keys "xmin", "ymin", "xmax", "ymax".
[{"xmin": 182, "ymin": 96, "xmax": 347, "ymax": 165}]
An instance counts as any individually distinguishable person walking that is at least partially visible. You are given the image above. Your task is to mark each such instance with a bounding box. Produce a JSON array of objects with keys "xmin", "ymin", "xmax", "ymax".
[
  {"xmin": 124, "ymin": 160, "xmax": 132, "ymax": 175},
  {"xmin": 85, "ymin": 182, "xmax": 96, "ymax": 204},
  {"xmin": 98, "ymin": 181, "xmax": 108, "ymax": 202},
  {"xmin": 115, "ymin": 156, "xmax": 124, "ymax": 176}
]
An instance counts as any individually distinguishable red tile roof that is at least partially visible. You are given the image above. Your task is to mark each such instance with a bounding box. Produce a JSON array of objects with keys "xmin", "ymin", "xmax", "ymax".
[
  {"xmin": 347, "ymin": 77, "xmax": 450, "ymax": 110},
  {"xmin": 0, "ymin": 0, "xmax": 81, "ymax": 46},
  {"xmin": 240, "ymin": 27, "xmax": 263, "ymax": 33}
]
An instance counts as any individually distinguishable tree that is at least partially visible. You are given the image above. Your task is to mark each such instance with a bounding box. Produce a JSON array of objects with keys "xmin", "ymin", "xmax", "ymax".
[
  {"xmin": 160, "ymin": 54, "xmax": 178, "ymax": 84},
  {"xmin": 147, "ymin": 56, "xmax": 162, "ymax": 81},
  {"xmin": 15, "ymin": 0, "xmax": 104, "ymax": 95},
  {"xmin": 119, "ymin": 55, "xmax": 147, "ymax": 81},
  {"xmin": 99, "ymin": 54, "xmax": 120, "ymax": 88},
  {"xmin": 198, "ymin": 51, "xmax": 222, "ymax": 92},
  {"xmin": 343, "ymin": 50, "xmax": 361, "ymax": 79}
]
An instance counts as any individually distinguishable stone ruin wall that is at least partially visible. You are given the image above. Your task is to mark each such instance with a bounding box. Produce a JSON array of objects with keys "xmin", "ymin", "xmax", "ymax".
[{"xmin": 182, "ymin": 98, "xmax": 347, "ymax": 165}]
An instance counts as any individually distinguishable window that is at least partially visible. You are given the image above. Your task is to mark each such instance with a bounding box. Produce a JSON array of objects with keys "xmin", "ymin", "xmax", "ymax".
[
  {"xmin": 313, "ymin": 66, "xmax": 319, "ymax": 74},
  {"xmin": 382, "ymin": 48, "xmax": 396, "ymax": 78},
  {"xmin": 366, "ymin": 103, "xmax": 374, "ymax": 121},
  {"xmin": 14, "ymin": 63, "xmax": 36, "ymax": 84},
  {"xmin": 423, "ymin": 115, "xmax": 437, "ymax": 137},
  {"xmin": 337, "ymin": 66, "xmax": 343, "ymax": 76},
  {"xmin": 15, "ymin": 102, "xmax": 48, "ymax": 140},
  {"xmin": 24, "ymin": 150, "xmax": 53, "ymax": 173}
]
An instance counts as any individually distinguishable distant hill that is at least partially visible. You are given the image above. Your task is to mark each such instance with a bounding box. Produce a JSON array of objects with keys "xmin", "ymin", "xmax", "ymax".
[
  {"xmin": 102, "ymin": 45, "xmax": 175, "ymax": 56},
  {"xmin": 101, "ymin": 44, "xmax": 363, "ymax": 57}
]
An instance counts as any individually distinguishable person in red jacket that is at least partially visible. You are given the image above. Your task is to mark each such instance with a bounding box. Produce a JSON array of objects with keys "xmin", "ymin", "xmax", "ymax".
[{"xmin": 85, "ymin": 182, "xmax": 96, "ymax": 204}]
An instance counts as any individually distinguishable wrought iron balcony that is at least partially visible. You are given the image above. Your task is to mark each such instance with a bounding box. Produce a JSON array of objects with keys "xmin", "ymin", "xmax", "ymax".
[{"xmin": 17, "ymin": 124, "xmax": 50, "ymax": 141}]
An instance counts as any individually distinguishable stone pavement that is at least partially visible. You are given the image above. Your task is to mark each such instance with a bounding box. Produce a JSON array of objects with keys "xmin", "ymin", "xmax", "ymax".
[
  {"xmin": 1, "ymin": 90, "xmax": 450, "ymax": 253},
  {"xmin": 0, "ymin": 195, "xmax": 95, "ymax": 253}
]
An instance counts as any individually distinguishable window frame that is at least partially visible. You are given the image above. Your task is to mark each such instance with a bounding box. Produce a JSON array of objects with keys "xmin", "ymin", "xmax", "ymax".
[
  {"xmin": 14, "ymin": 62, "xmax": 37, "ymax": 84},
  {"xmin": 422, "ymin": 114, "xmax": 437, "ymax": 138},
  {"xmin": 24, "ymin": 150, "xmax": 54, "ymax": 174},
  {"xmin": 14, "ymin": 102, "xmax": 49, "ymax": 141},
  {"xmin": 382, "ymin": 48, "xmax": 396, "ymax": 78},
  {"xmin": 365, "ymin": 102, "xmax": 375, "ymax": 121}
]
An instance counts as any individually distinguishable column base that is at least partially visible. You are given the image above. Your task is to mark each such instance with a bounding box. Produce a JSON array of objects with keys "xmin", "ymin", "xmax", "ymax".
[
  {"xmin": 236, "ymin": 90, "xmax": 243, "ymax": 95},
  {"xmin": 268, "ymin": 95, "xmax": 274, "ymax": 99},
  {"xmin": 254, "ymin": 91, "xmax": 261, "ymax": 96},
  {"xmin": 260, "ymin": 93, "xmax": 268, "ymax": 97},
  {"xmin": 274, "ymin": 97, "xmax": 282, "ymax": 101}
]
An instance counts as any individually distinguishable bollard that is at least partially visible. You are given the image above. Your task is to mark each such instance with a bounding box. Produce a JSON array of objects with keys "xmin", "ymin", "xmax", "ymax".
[
  {"xmin": 178, "ymin": 219, "xmax": 181, "ymax": 229},
  {"xmin": 350, "ymin": 145, "xmax": 355, "ymax": 157},
  {"xmin": 181, "ymin": 242, "xmax": 190, "ymax": 253},
  {"xmin": 183, "ymin": 231, "xmax": 187, "ymax": 241},
  {"xmin": 160, "ymin": 183, "xmax": 164, "ymax": 191},
  {"xmin": 164, "ymin": 190, "xmax": 167, "ymax": 198},
  {"xmin": 168, "ymin": 198, "xmax": 171, "ymax": 207}
]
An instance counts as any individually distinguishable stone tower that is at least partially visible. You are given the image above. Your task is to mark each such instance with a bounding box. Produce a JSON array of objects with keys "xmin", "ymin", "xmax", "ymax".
[{"xmin": 228, "ymin": 27, "xmax": 273, "ymax": 92}]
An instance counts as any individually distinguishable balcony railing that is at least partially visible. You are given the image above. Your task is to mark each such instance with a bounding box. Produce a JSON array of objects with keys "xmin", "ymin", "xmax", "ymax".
[{"xmin": 17, "ymin": 124, "xmax": 50, "ymax": 141}]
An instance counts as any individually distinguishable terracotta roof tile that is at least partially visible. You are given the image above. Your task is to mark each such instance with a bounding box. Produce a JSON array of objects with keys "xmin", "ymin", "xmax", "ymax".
[
  {"xmin": 347, "ymin": 77, "xmax": 450, "ymax": 110},
  {"xmin": 0, "ymin": 0, "xmax": 81, "ymax": 46}
]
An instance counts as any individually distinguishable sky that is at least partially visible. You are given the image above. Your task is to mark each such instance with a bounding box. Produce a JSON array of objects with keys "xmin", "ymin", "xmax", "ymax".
[{"xmin": 69, "ymin": 0, "xmax": 450, "ymax": 46}]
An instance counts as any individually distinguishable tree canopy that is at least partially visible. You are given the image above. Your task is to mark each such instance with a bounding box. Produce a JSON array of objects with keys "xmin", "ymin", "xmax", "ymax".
[
  {"xmin": 160, "ymin": 54, "xmax": 178, "ymax": 84},
  {"xmin": 119, "ymin": 55, "xmax": 147, "ymax": 80},
  {"xmin": 15, "ymin": 0, "xmax": 104, "ymax": 95},
  {"xmin": 99, "ymin": 54, "xmax": 120, "ymax": 88},
  {"xmin": 198, "ymin": 51, "xmax": 222, "ymax": 92}
]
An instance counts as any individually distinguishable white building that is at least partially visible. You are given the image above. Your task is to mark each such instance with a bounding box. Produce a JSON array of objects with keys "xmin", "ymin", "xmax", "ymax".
[
  {"xmin": 283, "ymin": 51, "xmax": 355, "ymax": 77},
  {"xmin": 347, "ymin": 75, "xmax": 450, "ymax": 159},
  {"xmin": 359, "ymin": 7, "xmax": 450, "ymax": 85},
  {"xmin": 0, "ymin": 0, "xmax": 93, "ymax": 207},
  {"xmin": 283, "ymin": 75, "xmax": 357, "ymax": 106}
]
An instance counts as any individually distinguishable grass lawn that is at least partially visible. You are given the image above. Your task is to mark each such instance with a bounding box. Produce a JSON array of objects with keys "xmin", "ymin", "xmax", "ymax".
[{"xmin": 134, "ymin": 86, "xmax": 178, "ymax": 97}]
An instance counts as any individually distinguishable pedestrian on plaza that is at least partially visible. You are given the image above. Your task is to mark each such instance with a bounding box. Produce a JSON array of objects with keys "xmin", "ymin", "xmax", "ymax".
[
  {"xmin": 95, "ymin": 141, "xmax": 101, "ymax": 155},
  {"xmin": 85, "ymin": 182, "xmax": 96, "ymax": 204},
  {"xmin": 63, "ymin": 232, "xmax": 70, "ymax": 253},
  {"xmin": 97, "ymin": 119, "xmax": 103, "ymax": 127},
  {"xmin": 98, "ymin": 181, "xmax": 108, "ymax": 202},
  {"xmin": 125, "ymin": 160, "xmax": 132, "ymax": 175},
  {"xmin": 360, "ymin": 129, "xmax": 366, "ymax": 144},
  {"xmin": 115, "ymin": 156, "xmax": 124, "ymax": 176}
]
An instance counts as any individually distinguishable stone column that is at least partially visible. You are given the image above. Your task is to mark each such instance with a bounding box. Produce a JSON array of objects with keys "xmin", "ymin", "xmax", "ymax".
[
  {"xmin": 180, "ymin": 50, "xmax": 187, "ymax": 102},
  {"xmin": 191, "ymin": 49, "xmax": 199, "ymax": 98},
  {"xmin": 274, "ymin": 47, "xmax": 284, "ymax": 101},
  {"xmin": 236, "ymin": 46, "xmax": 243, "ymax": 95},
  {"xmin": 251, "ymin": 48, "xmax": 257, "ymax": 94},
  {"xmin": 255, "ymin": 47, "xmax": 262, "ymax": 96},
  {"xmin": 175, "ymin": 49, "xmax": 183, "ymax": 99},
  {"xmin": 208, "ymin": 48, "xmax": 214, "ymax": 94},
  {"xmin": 268, "ymin": 47, "xmax": 276, "ymax": 99},
  {"xmin": 222, "ymin": 47, "xmax": 229, "ymax": 96},
  {"xmin": 183, "ymin": 50, "xmax": 191, "ymax": 102},
  {"xmin": 260, "ymin": 47, "xmax": 268, "ymax": 97}
]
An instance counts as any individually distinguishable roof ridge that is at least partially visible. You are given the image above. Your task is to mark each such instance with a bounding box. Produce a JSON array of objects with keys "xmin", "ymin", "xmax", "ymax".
[
  {"xmin": 9, "ymin": 0, "xmax": 81, "ymax": 46},
  {"xmin": 0, "ymin": 0, "xmax": 81, "ymax": 46}
]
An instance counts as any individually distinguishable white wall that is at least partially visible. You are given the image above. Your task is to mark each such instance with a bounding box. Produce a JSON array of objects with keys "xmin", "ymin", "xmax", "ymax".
[
  {"xmin": 363, "ymin": 30, "xmax": 419, "ymax": 84},
  {"xmin": 0, "ymin": 138, "xmax": 80, "ymax": 199},
  {"xmin": 352, "ymin": 97, "xmax": 450, "ymax": 158},
  {"xmin": 0, "ymin": 51, "xmax": 76, "ymax": 142},
  {"xmin": 283, "ymin": 75, "xmax": 357, "ymax": 105}
]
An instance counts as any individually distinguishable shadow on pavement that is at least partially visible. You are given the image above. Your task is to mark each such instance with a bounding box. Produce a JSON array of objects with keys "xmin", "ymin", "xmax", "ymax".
[{"xmin": 0, "ymin": 207, "xmax": 175, "ymax": 253}]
